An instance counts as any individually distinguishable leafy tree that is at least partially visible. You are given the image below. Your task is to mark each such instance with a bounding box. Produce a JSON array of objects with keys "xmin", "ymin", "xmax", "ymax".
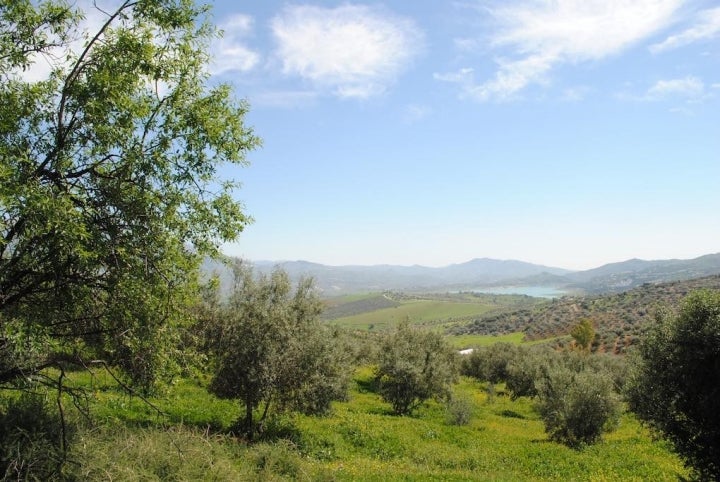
[
  {"xmin": 536, "ymin": 365, "xmax": 621, "ymax": 448},
  {"xmin": 375, "ymin": 322, "xmax": 458, "ymax": 415},
  {"xmin": 627, "ymin": 290, "xmax": 720, "ymax": 479},
  {"xmin": 206, "ymin": 263, "xmax": 350, "ymax": 439},
  {"xmin": 570, "ymin": 318, "xmax": 595, "ymax": 351},
  {"xmin": 461, "ymin": 342, "xmax": 519, "ymax": 385},
  {"xmin": 505, "ymin": 345, "xmax": 558, "ymax": 400},
  {"xmin": 0, "ymin": 0, "xmax": 258, "ymax": 390}
]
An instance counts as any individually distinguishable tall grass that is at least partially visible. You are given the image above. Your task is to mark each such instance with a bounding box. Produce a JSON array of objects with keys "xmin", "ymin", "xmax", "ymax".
[{"xmin": 6, "ymin": 364, "xmax": 686, "ymax": 481}]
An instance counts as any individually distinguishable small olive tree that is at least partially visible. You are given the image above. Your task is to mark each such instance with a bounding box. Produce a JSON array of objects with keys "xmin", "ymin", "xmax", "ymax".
[
  {"xmin": 375, "ymin": 322, "xmax": 458, "ymax": 415},
  {"xmin": 627, "ymin": 290, "xmax": 720, "ymax": 479},
  {"xmin": 536, "ymin": 364, "xmax": 621, "ymax": 448},
  {"xmin": 570, "ymin": 318, "xmax": 596, "ymax": 352},
  {"xmin": 206, "ymin": 263, "xmax": 350, "ymax": 439},
  {"xmin": 460, "ymin": 343, "xmax": 519, "ymax": 385}
]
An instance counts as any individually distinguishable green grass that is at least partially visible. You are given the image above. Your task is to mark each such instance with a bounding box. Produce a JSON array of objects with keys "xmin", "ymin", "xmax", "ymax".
[
  {"xmin": 34, "ymin": 365, "xmax": 688, "ymax": 481},
  {"xmin": 289, "ymin": 370, "xmax": 686, "ymax": 481},
  {"xmin": 329, "ymin": 299, "xmax": 496, "ymax": 331},
  {"xmin": 448, "ymin": 332, "xmax": 527, "ymax": 348},
  {"xmin": 447, "ymin": 332, "xmax": 572, "ymax": 349}
]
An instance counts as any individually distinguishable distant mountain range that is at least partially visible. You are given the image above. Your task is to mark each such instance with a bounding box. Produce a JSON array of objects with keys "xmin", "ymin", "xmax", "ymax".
[
  {"xmin": 562, "ymin": 253, "xmax": 720, "ymax": 293},
  {"xmin": 202, "ymin": 253, "xmax": 720, "ymax": 297},
  {"xmin": 250, "ymin": 258, "xmax": 572, "ymax": 295}
]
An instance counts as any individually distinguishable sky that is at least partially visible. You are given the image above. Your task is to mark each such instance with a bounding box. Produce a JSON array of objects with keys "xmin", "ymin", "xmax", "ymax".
[
  {"xmin": 205, "ymin": 0, "xmax": 720, "ymax": 271},
  {"xmin": 50, "ymin": 0, "xmax": 720, "ymax": 270}
]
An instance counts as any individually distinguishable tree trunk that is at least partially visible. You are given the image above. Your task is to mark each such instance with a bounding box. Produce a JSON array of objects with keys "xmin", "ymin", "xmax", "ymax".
[{"xmin": 244, "ymin": 401, "xmax": 254, "ymax": 441}]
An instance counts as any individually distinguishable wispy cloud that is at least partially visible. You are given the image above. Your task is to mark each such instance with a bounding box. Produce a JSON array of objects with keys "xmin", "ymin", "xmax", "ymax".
[
  {"xmin": 439, "ymin": 0, "xmax": 683, "ymax": 101},
  {"xmin": 270, "ymin": 5, "xmax": 423, "ymax": 99},
  {"xmin": 646, "ymin": 76, "xmax": 705, "ymax": 99},
  {"xmin": 650, "ymin": 7, "xmax": 720, "ymax": 53},
  {"xmin": 210, "ymin": 15, "xmax": 260, "ymax": 76},
  {"xmin": 403, "ymin": 104, "xmax": 432, "ymax": 123},
  {"xmin": 617, "ymin": 76, "xmax": 708, "ymax": 104}
]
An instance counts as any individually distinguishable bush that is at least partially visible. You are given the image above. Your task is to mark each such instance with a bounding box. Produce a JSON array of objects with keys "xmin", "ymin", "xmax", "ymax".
[
  {"xmin": 505, "ymin": 346, "xmax": 558, "ymax": 399},
  {"xmin": 0, "ymin": 392, "xmax": 73, "ymax": 480},
  {"xmin": 460, "ymin": 343, "xmax": 519, "ymax": 384},
  {"xmin": 627, "ymin": 290, "xmax": 720, "ymax": 479},
  {"xmin": 445, "ymin": 395, "xmax": 473, "ymax": 426},
  {"xmin": 375, "ymin": 322, "xmax": 458, "ymax": 415},
  {"xmin": 535, "ymin": 365, "xmax": 621, "ymax": 448}
]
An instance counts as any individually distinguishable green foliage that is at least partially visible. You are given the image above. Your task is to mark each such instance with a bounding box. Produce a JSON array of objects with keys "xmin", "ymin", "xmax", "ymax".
[
  {"xmin": 0, "ymin": 0, "xmax": 258, "ymax": 391},
  {"xmin": 206, "ymin": 263, "xmax": 351, "ymax": 439},
  {"xmin": 375, "ymin": 322, "xmax": 459, "ymax": 415},
  {"xmin": 0, "ymin": 392, "xmax": 74, "ymax": 480},
  {"xmin": 536, "ymin": 365, "xmax": 621, "ymax": 448},
  {"xmin": 570, "ymin": 318, "xmax": 595, "ymax": 351},
  {"xmin": 627, "ymin": 290, "xmax": 720, "ymax": 479},
  {"xmin": 505, "ymin": 346, "xmax": 558, "ymax": 399},
  {"xmin": 445, "ymin": 394, "xmax": 473, "ymax": 426},
  {"xmin": 460, "ymin": 342, "xmax": 519, "ymax": 385}
]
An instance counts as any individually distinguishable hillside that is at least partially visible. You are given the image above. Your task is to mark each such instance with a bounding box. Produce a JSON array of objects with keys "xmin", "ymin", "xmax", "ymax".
[
  {"xmin": 202, "ymin": 253, "xmax": 720, "ymax": 298},
  {"xmin": 451, "ymin": 275, "xmax": 720, "ymax": 353},
  {"xmin": 254, "ymin": 258, "xmax": 571, "ymax": 295},
  {"xmin": 564, "ymin": 253, "xmax": 720, "ymax": 293}
]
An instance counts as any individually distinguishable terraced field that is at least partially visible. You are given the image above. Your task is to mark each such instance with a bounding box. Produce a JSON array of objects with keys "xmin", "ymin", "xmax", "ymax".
[{"xmin": 323, "ymin": 292, "xmax": 539, "ymax": 332}]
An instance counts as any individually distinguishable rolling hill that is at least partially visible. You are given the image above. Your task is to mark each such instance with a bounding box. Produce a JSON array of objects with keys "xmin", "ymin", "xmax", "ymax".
[
  {"xmin": 451, "ymin": 275, "xmax": 720, "ymax": 354},
  {"xmin": 203, "ymin": 253, "xmax": 720, "ymax": 297}
]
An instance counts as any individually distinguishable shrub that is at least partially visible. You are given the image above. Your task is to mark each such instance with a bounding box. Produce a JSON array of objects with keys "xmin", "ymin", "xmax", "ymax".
[
  {"xmin": 535, "ymin": 365, "xmax": 621, "ymax": 448},
  {"xmin": 627, "ymin": 290, "xmax": 720, "ymax": 479},
  {"xmin": 505, "ymin": 346, "xmax": 558, "ymax": 399},
  {"xmin": 375, "ymin": 322, "xmax": 458, "ymax": 415},
  {"xmin": 206, "ymin": 264, "xmax": 351, "ymax": 439},
  {"xmin": 460, "ymin": 343, "xmax": 519, "ymax": 384},
  {"xmin": 445, "ymin": 395, "xmax": 473, "ymax": 426}
]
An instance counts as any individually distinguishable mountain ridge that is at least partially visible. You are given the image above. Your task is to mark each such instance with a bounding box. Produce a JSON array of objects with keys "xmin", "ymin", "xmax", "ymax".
[{"xmin": 205, "ymin": 253, "xmax": 720, "ymax": 297}]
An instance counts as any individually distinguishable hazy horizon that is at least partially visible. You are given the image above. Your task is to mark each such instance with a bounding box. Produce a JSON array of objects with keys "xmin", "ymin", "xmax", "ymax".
[
  {"xmin": 241, "ymin": 251, "xmax": 719, "ymax": 273},
  {"xmin": 203, "ymin": 0, "xmax": 719, "ymax": 272}
]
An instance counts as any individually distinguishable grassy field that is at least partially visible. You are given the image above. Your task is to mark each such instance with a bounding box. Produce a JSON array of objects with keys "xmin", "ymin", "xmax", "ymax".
[
  {"xmin": 448, "ymin": 332, "xmax": 527, "ymax": 348},
  {"xmin": 328, "ymin": 299, "xmax": 497, "ymax": 331},
  {"xmin": 42, "ymin": 366, "xmax": 687, "ymax": 481},
  {"xmin": 323, "ymin": 292, "xmax": 542, "ymax": 332}
]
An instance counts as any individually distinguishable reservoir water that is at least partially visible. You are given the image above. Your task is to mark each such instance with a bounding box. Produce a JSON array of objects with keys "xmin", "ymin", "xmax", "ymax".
[{"xmin": 469, "ymin": 286, "xmax": 567, "ymax": 298}]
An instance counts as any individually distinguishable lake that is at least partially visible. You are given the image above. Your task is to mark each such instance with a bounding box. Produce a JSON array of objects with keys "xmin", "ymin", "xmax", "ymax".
[{"xmin": 469, "ymin": 286, "xmax": 568, "ymax": 298}]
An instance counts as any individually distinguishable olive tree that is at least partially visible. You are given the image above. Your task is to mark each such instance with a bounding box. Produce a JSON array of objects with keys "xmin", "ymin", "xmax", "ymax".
[
  {"xmin": 627, "ymin": 290, "xmax": 720, "ymax": 479},
  {"xmin": 536, "ymin": 364, "xmax": 621, "ymax": 448},
  {"xmin": 570, "ymin": 318, "xmax": 595, "ymax": 352},
  {"xmin": 206, "ymin": 263, "xmax": 351, "ymax": 439},
  {"xmin": 375, "ymin": 322, "xmax": 458, "ymax": 415},
  {"xmin": 0, "ymin": 0, "xmax": 258, "ymax": 390}
]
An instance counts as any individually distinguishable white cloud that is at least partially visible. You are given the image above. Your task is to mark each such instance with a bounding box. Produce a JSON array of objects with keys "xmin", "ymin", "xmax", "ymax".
[
  {"xmin": 270, "ymin": 5, "xmax": 422, "ymax": 99},
  {"xmin": 561, "ymin": 86, "xmax": 593, "ymax": 102},
  {"xmin": 650, "ymin": 7, "xmax": 720, "ymax": 53},
  {"xmin": 442, "ymin": 0, "xmax": 683, "ymax": 101},
  {"xmin": 403, "ymin": 104, "xmax": 432, "ymax": 123},
  {"xmin": 646, "ymin": 76, "xmax": 705, "ymax": 99},
  {"xmin": 210, "ymin": 15, "xmax": 260, "ymax": 76}
]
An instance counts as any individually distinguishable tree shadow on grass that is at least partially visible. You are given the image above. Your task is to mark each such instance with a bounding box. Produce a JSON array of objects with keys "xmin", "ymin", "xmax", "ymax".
[
  {"xmin": 498, "ymin": 409, "xmax": 526, "ymax": 419},
  {"xmin": 355, "ymin": 376, "xmax": 380, "ymax": 394}
]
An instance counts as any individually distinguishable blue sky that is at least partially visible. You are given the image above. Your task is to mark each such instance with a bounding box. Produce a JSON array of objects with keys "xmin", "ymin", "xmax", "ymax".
[{"xmin": 204, "ymin": 0, "xmax": 720, "ymax": 270}]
